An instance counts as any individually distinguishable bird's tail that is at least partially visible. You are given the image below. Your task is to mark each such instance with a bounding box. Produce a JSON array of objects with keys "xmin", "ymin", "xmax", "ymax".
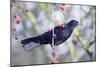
[
  {"xmin": 21, "ymin": 38, "xmax": 34, "ymax": 44},
  {"xmin": 21, "ymin": 38, "xmax": 40, "ymax": 52}
]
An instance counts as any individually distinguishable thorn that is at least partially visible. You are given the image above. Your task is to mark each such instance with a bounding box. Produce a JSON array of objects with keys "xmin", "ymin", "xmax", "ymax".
[
  {"xmin": 52, "ymin": 51, "xmax": 56, "ymax": 57},
  {"xmin": 15, "ymin": 37, "xmax": 18, "ymax": 40},
  {"xmin": 50, "ymin": 44, "xmax": 53, "ymax": 47},
  {"xmin": 12, "ymin": 29, "xmax": 16, "ymax": 32},
  {"xmin": 14, "ymin": 15, "xmax": 17, "ymax": 18}
]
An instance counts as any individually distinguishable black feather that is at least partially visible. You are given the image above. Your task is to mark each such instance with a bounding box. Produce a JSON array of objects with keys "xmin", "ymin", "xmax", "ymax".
[{"xmin": 21, "ymin": 20, "xmax": 78, "ymax": 51}]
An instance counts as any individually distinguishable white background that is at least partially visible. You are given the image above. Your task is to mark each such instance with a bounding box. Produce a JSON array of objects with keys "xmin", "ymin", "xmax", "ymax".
[{"xmin": 0, "ymin": 0, "xmax": 99, "ymax": 67}]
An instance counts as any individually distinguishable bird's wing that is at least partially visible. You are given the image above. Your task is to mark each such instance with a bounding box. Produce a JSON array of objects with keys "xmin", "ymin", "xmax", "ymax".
[
  {"xmin": 21, "ymin": 31, "xmax": 52, "ymax": 45},
  {"xmin": 38, "ymin": 31, "xmax": 52, "ymax": 44},
  {"xmin": 21, "ymin": 31, "xmax": 52, "ymax": 52}
]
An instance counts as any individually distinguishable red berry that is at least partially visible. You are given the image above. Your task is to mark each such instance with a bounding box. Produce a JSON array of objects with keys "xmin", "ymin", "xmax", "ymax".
[
  {"xmin": 48, "ymin": 29, "xmax": 52, "ymax": 32},
  {"xmin": 62, "ymin": 4, "xmax": 65, "ymax": 6},
  {"xmin": 50, "ymin": 59, "xmax": 58, "ymax": 64},
  {"xmin": 60, "ymin": 7, "xmax": 64, "ymax": 11},
  {"xmin": 25, "ymin": 9, "xmax": 29, "ymax": 12},
  {"xmin": 59, "ymin": 24, "xmax": 64, "ymax": 29},
  {"xmin": 16, "ymin": 20, "xmax": 20, "ymax": 24}
]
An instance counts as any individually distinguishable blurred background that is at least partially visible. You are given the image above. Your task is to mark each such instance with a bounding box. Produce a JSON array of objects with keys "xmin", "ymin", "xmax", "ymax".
[{"xmin": 11, "ymin": 1, "xmax": 96, "ymax": 66}]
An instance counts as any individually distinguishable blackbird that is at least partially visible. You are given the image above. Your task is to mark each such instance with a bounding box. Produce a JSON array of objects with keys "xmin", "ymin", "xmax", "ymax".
[{"xmin": 21, "ymin": 20, "xmax": 79, "ymax": 51}]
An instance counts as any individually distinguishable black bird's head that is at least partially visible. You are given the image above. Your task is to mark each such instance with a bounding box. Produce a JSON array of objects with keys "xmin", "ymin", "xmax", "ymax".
[{"xmin": 65, "ymin": 20, "xmax": 79, "ymax": 30}]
